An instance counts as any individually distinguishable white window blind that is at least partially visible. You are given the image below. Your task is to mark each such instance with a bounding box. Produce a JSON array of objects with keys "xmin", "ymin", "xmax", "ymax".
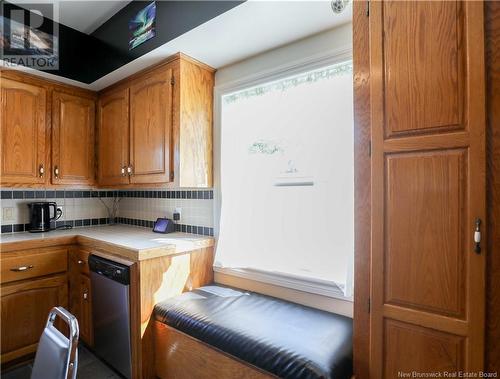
[{"xmin": 215, "ymin": 61, "xmax": 354, "ymax": 297}]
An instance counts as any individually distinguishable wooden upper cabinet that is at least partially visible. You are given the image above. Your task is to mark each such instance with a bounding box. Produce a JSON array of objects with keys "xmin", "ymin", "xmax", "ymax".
[
  {"xmin": 52, "ymin": 91, "xmax": 95, "ymax": 185},
  {"xmin": 129, "ymin": 67, "xmax": 173, "ymax": 184},
  {"xmin": 98, "ymin": 88, "xmax": 130, "ymax": 186},
  {"xmin": 0, "ymin": 77, "xmax": 47, "ymax": 185},
  {"xmin": 369, "ymin": 1, "xmax": 486, "ymax": 376},
  {"xmin": 96, "ymin": 54, "xmax": 214, "ymax": 188}
]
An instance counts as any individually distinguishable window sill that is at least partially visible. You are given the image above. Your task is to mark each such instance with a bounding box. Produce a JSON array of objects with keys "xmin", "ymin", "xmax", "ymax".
[{"xmin": 213, "ymin": 266, "xmax": 353, "ymax": 301}]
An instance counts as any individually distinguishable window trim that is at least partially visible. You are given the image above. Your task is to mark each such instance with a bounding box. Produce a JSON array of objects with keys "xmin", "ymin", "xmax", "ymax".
[
  {"xmin": 213, "ymin": 44, "xmax": 354, "ymax": 301},
  {"xmin": 213, "ymin": 266, "xmax": 352, "ymax": 301}
]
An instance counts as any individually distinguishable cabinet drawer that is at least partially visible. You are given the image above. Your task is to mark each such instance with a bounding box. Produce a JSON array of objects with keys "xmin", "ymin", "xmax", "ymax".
[
  {"xmin": 1, "ymin": 247, "xmax": 68, "ymax": 284},
  {"xmin": 70, "ymin": 248, "xmax": 90, "ymax": 275}
]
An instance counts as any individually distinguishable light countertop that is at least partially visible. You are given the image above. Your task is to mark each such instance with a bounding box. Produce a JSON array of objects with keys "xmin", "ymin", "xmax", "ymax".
[{"xmin": 0, "ymin": 225, "xmax": 215, "ymax": 261}]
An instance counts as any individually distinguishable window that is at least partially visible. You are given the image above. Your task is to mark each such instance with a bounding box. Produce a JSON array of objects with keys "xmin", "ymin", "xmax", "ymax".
[{"xmin": 215, "ymin": 59, "xmax": 354, "ymax": 298}]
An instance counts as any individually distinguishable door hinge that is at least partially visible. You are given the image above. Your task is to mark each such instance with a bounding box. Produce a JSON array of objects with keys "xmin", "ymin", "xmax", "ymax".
[
  {"xmin": 368, "ymin": 298, "xmax": 371, "ymax": 313},
  {"xmin": 170, "ymin": 172, "xmax": 174, "ymax": 181},
  {"xmin": 366, "ymin": 0, "xmax": 370, "ymax": 16},
  {"xmin": 368, "ymin": 141, "xmax": 372, "ymax": 156},
  {"xmin": 171, "ymin": 76, "xmax": 175, "ymax": 86}
]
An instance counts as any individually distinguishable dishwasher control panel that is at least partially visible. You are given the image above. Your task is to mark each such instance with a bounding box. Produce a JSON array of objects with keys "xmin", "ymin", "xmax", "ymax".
[{"xmin": 88, "ymin": 255, "xmax": 130, "ymax": 285}]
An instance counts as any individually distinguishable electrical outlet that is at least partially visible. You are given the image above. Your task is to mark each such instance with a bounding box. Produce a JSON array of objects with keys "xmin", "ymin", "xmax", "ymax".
[
  {"xmin": 174, "ymin": 207, "xmax": 182, "ymax": 221},
  {"xmin": 2, "ymin": 207, "xmax": 14, "ymax": 221}
]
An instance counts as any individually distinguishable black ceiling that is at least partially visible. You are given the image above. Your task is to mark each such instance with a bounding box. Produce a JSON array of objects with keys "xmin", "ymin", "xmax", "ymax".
[{"xmin": 1, "ymin": 1, "xmax": 244, "ymax": 84}]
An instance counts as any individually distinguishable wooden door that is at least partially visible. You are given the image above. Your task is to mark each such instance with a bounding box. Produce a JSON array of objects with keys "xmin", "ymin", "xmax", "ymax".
[
  {"xmin": 79, "ymin": 274, "xmax": 93, "ymax": 345},
  {"xmin": 1, "ymin": 275, "xmax": 68, "ymax": 363},
  {"xmin": 369, "ymin": 1, "xmax": 486, "ymax": 376},
  {"xmin": 129, "ymin": 67, "xmax": 173, "ymax": 184},
  {"xmin": 52, "ymin": 91, "xmax": 95, "ymax": 185},
  {"xmin": 98, "ymin": 88, "xmax": 130, "ymax": 186},
  {"xmin": 0, "ymin": 77, "xmax": 47, "ymax": 184},
  {"xmin": 69, "ymin": 249, "xmax": 92, "ymax": 346}
]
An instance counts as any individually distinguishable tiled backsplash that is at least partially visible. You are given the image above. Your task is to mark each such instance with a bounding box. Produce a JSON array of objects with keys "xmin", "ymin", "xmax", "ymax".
[
  {"xmin": 118, "ymin": 189, "xmax": 214, "ymax": 236},
  {"xmin": 0, "ymin": 189, "xmax": 214, "ymax": 236},
  {"xmin": 0, "ymin": 189, "xmax": 117, "ymax": 234}
]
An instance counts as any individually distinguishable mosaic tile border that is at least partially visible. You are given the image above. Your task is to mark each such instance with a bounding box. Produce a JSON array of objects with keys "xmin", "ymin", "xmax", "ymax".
[
  {"xmin": 0, "ymin": 189, "xmax": 213, "ymax": 200},
  {"xmin": 1, "ymin": 217, "xmax": 214, "ymax": 237},
  {"xmin": 1, "ymin": 218, "xmax": 113, "ymax": 234},
  {"xmin": 117, "ymin": 217, "xmax": 214, "ymax": 237}
]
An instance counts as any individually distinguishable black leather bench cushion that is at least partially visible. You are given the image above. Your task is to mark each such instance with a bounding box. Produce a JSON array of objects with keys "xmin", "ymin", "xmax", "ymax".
[{"xmin": 154, "ymin": 285, "xmax": 353, "ymax": 379}]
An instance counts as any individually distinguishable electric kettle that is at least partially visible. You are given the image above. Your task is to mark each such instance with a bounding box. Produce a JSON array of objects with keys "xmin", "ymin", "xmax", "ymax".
[{"xmin": 27, "ymin": 202, "xmax": 62, "ymax": 232}]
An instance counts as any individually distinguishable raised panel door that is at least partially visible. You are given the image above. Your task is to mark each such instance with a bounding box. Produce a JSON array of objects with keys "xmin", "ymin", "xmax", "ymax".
[
  {"xmin": 129, "ymin": 67, "xmax": 173, "ymax": 184},
  {"xmin": 385, "ymin": 149, "xmax": 467, "ymax": 318},
  {"xmin": 1, "ymin": 275, "xmax": 68, "ymax": 363},
  {"xmin": 52, "ymin": 91, "xmax": 95, "ymax": 185},
  {"xmin": 98, "ymin": 88, "xmax": 130, "ymax": 186},
  {"xmin": 79, "ymin": 274, "xmax": 92, "ymax": 346},
  {"xmin": 383, "ymin": 1, "xmax": 464, "ymax": 137},
  {"xmin": 370, "ymin": 1, "xmax": 486, "ymax": 376},
  {"xmin": 0, "ymin": 77, "xmax": 47, "ymax": 184},
  {"xmin": 384, "ymin": 320, "xmax": 465, "ymax": 377}
]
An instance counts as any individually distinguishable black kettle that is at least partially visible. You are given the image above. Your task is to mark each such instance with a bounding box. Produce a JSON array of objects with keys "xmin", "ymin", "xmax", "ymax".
[{"xmin": 27, "ymin": 202, "xmax": 62, "ymax": 232}]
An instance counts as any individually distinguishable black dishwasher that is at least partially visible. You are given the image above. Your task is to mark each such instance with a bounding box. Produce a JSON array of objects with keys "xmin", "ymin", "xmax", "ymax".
[{"xmin": 88, "ymin": 255, "xmax": 132, "ymax": 379}]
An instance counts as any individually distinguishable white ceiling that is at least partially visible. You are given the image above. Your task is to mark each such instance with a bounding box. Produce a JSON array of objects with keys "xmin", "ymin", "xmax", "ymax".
[
  {"xmin": 4, "ymin": 0, "xmax": 352, "ymax": 90},
  {"xmin": 11, "ymin": 0, "xmax": 131, "ymax": 34}
]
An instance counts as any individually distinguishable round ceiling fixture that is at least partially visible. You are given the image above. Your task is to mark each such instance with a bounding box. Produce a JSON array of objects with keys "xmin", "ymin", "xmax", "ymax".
[{"xmin": 331, "ymin": 0, "xmax": 350, "ymax": 14}]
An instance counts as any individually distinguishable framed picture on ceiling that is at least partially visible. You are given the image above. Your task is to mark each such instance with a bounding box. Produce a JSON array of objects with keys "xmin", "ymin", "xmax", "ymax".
[{"xmin": 129, "ymin": 1, "xmax": 156, "ymax": 50}]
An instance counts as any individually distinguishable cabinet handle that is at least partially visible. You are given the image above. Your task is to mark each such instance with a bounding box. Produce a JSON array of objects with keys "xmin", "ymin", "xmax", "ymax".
[
  {"xmin": 10, "ymin": 265, "xmax": 34, "ymax": 272},
  {"xmin": 127, "ymin": 165, "xmax": 133, "ymax": 176},
  {"xmin": 121, "ymin": 166, "xmax": 127, "ymax": 177},
  {"xmin": 83, "ymin": 290, "xmax": 88, "ymax": 300},
  {"xmin": 474, "ymin": 218, "xmax": 482, "ymax": 254},
  {"xmin": 77, "ymin": 260, "xmax": 84, "ymax": 265},
  {"xmin": 39, "ymin": 164, "xmax": 44, "ymax": 178},
  {"xmin": 54, "ymin": 165, "xmax": 59, "ymax": 179}
]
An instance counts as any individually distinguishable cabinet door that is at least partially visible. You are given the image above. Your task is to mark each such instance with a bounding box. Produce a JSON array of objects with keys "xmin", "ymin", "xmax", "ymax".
[
  {"xmin": 1, "ymin": 275, "xmax": 68, "ymax": 363},
  {"xmin": 69, "ymin": 249, "xmax": 92, "ymax": 346},
  {"xmin": 98, "ymin": 88, "xmax": 130, "ymax": 186},
  {"xmin": 79, "ymin": 274, "xmax": 93, "ymax": 346},
  {"xmin": 52, "ymin": 91, "xmax": 95, "ymax": 185},
  {"xmin": 129, "ymin": 67, "xmax": 173, "ymax": 184},
  {"xmin": 369, "ymin": 1, "xmax": 486, "ymax": 376},
  {"xmin": 0, "ymin": 77, "xmax": 47, "ymax": 184}
]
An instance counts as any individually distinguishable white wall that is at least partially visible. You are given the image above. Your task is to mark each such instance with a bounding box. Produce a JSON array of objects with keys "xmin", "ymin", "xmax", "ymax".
[
  {"xmin": 215, "ymin": 23, "xmax": 352, "ymax": 88},
  {"xmin": 213, "ymin": 23, "xmax": 354, "ymax": 318}
]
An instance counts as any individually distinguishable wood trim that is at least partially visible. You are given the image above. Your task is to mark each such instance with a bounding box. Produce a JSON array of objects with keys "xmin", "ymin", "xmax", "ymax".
[
  {"xmin": 154, "ymin": 322, "xmax": 275, "ymax": 379},
  {"xmin": 485, "ymin": 0, "xmax": 500, "ymax": 372},
  {"xmin": 0, "ymin": 69, "xmax": 96, "ymax": 100},
  {"xmin": 0, "ymin": 343, "xmax": 38, "ymax": 365},
  {"xmin": 98, "ymin": 53, "xmax": 215, "ymax": 96},
  {"xmin": 352, "ymin": 1, "xmax": 371, "ymax": 378},
  {"xmin": 0, "ymin": 238, "xmax": 76, "ymax": 253}
]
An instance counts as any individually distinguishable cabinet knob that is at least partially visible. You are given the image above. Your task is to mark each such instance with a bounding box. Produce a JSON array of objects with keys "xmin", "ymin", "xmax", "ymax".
[
  {"xmin": 39, "ymin": 164, "xmax": 44, "ymax": 178},
  {"xmin": 54, "ymin": 166, "xmax": 59, "ymax": 179},
  {"xmin": 77, "ymin": 260, "xmax": 84, "ymax": 265},
  {"xmin": 10, "ymin": 265, "xmax": 34, "ymax": 272},
  {"xmin": 127, "ymin": 165, "xmax": 133, "ymax": 176},
  {"xmin": 121, "ymin": 166, "xmax": 127, "ymax": 177},
  {"xmin": 83, "ymin": 291, "xmax": 88, "ymax": 300}
]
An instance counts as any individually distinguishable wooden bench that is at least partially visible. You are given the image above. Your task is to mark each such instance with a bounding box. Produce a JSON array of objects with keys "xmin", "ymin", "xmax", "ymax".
[{"xmin": 153, "ymin": 285, "xmax": 353, "ymax": 379}]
